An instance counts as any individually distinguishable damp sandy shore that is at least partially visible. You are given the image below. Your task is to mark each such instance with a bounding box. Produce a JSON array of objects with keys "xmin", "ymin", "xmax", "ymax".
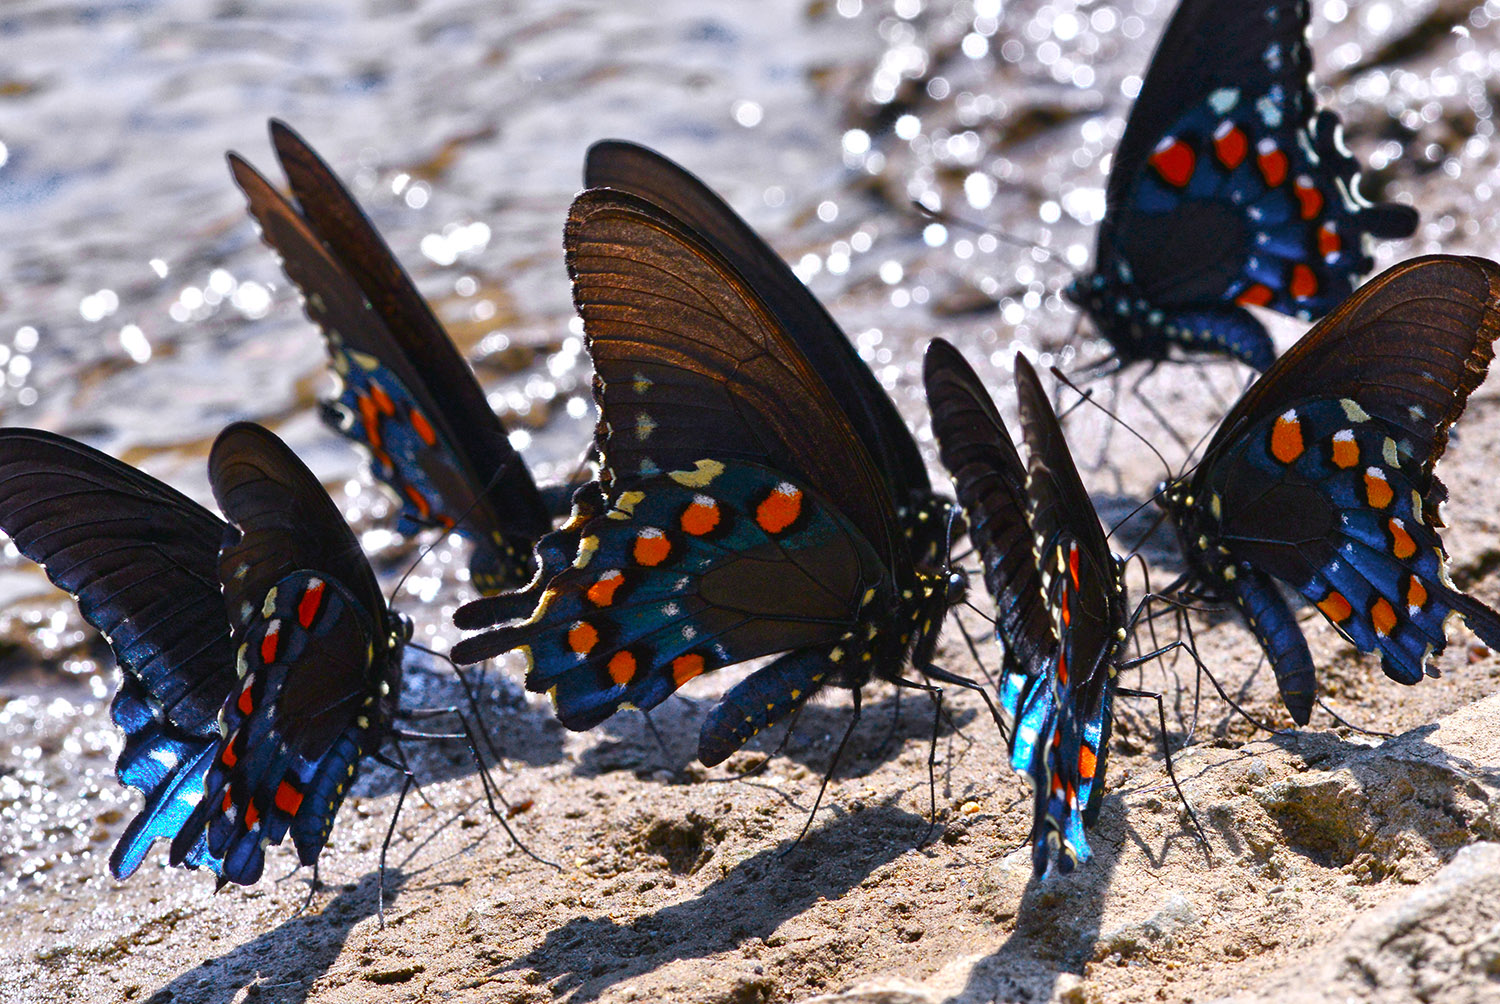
[{"xmin": 3, "ymin": 1, "xmax": 1500, "ymax": 1002}]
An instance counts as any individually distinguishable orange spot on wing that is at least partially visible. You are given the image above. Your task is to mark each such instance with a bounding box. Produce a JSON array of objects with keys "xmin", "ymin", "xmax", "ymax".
[
  {"xmin": 1294, "ymin": 179, "xmax": 1324, "ymax": 220},
  {"xmin": 1318, "ymin": 223, "xmax": 1342, "ymax": 258},
  {"xmin": 1271, "ymin": 411, "xmax": 1304, "ymax": 464},
  {"xmin": 1290, "ymin": 264, "xmax": 1318, "ymax": 300},
  {"xmin": 358, "ymin": 395, "xmax": 383, "ymax": 451},
  {"xmin": 1318, "ymin": 591, "xmax": 1353, "ymax": 623},
  {"xmin": 1078, "ymin": 744, "xmax": 1097, "ymax": 780},
  {"xmin": 1257, "ymin": 145, "xmax": 1288, "ymax": 187},
  {"xmin": 297, "ymin": 579, "xmax": 325, "ymax": 629},
  {"xmin": 1406, "ymin": 576, "xmax": 1428, "ymax": 611},
  {"xmin": 1060, "ymin": 587, "xmax": 1071, "ymax": 628},
  {"xmin": 238, "ymin": 681, "xmax": 255, "ymax": 715},
  {"xmin": 244, "ymin": 800, "xmax": 260, "ymax": 829},
  {"xmin": 409, "ymin": 408, "xmax": 438, "ymax": 447},
  {"xmin": 756, "ymin": 484, "xmax": 803, "ymax": 534},
  {"xmin": 370, "ymin": 385, "xmax": 396, "ymax": 416},
  {"xmin": 1331, "ymin": 432, "xmax": 1359, "ymax": 469},
  {"xmin": 672, "ymin": 653, "xmax": 705, "ymax": 687},
  {"xmin": 222, "ymin": 790, "xmax": 234, "ymax": 814},
  {"xmin": 274, "ymin": 781, "xmax": 304, "ymax": 815},
  {"xmin": 1236, "ymin": 284, "xmax": 1274, "ymax": 307},
  {"xmin": 587, "ymin": 570, "xmax": 625, "ymax": 607},
  {"xmin": 1068, "ymin": 544, "xmax": 1081, "ymax": 589},
  {"xmin": 608, "ymin": 650, "xmax": 637, "ymax": 686},
  {"xmin": 1371, "ymin": 598, "xmax": 1397, "ymax": 637},
  {"xmin": 1365, "ymin": 469, "xmax": 1393, "ymax": 509},
  {"xmin": 633, "ymin": 529, "xmax": 672, "ymax": 566},
  {"xmin": 680, "ymin": 497, "xmax": 721, "ymax": 536},
  {"xmin": 1389, "ymin": 518, "xmax": 1416, "ymax": 559},
  {"xmin": 259, "ymin": 623, "xmax": 280, "ymax": 665},
  {"xmin": 404, "ymin": 485, "xmax": 432, "ymax": 520},
  {"xmin": 220, "ymin": 740, "xmax": 238, "ymax": 768},
  {"xmin": 1213, "ymin": 123, "xmax": 1247, "ymax": 169},
  {"xmin": 1148, "ymin": 138, "xmax": 1195, "ymax": 187},
  {"xmin": 1056, "ymin": 646, "xmax": 1068, "ymax": 687},
  {"xmin": 568, "ymin": 621, "xmax": 599, "ymax": 655}
]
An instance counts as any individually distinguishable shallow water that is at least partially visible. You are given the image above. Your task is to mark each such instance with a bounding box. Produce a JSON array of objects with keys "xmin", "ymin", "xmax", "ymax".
[{"xmin": 0, "ymin": 0, "xmax": 1496, "ymax": 952}]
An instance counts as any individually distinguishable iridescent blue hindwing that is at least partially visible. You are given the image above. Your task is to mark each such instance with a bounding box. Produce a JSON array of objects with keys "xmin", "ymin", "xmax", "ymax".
[
  {"xmin": 453, "ymin": 460, "xmax": 890, "ymax": 741},
  {"xmin": 172, "ymin": 571, "xmax": 387, "ymax": 885}
]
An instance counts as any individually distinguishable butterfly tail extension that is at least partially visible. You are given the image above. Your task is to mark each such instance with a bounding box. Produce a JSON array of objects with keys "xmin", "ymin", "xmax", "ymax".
[
  {"xmin": 1310, "ymin": 111, "xmax": 1418, "ymax": 242},
  {"xmin": 1227, "ymin": 567, "xmax": 1316, "ymax": 725},
  {"xmin": 453, "ymin": 484, "xmax": 606, "ymax": 638},
  {"xmin": 697, "ymin": 648, "xmax": 834, "ymax": 767}
]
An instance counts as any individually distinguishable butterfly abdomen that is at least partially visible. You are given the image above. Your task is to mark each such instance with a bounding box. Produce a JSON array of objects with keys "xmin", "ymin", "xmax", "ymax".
[{"xmin": 698, "ymin": 648, "xmax": 838, "ymax": 767}]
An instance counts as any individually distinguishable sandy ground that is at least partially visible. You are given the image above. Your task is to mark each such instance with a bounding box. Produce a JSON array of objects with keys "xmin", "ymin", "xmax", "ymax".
[{"xmin": 4, "ymin": 1, "xmax": 1500, "ymax": 1002}]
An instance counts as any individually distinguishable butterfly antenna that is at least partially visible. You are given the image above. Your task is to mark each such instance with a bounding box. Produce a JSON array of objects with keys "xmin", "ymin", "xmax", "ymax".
[
  {"xmin": 384, "ymin": 455, "xmax": 519, "ymax": 610},
  {"xmin": 910, "ymin": 200, "xmax": 1063, "ymax": 263},
  {"xmin": 953, "ymin": 616, "xmax": 998, "ymax": 691},
  {"xmin": 1051, "ymin": 365, "xmax": 1178, "ymax": 484}
]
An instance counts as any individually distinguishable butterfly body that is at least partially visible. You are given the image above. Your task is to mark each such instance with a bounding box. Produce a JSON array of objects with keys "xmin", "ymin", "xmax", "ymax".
[
  {"xmin": 230, "ymin": 121, "xmax": 550, "ymax": 593},
  {"xmin": 455, "ymin": 143, "xmax": 962, "ymax": 771},
  {"xmin": 1159, "ymin": 255, "xmax": 1500, "ymax": 723},
  {"xmin": 1076, "ymin": 0, "xmax": 1418, "ymax": 370},
  {"xmin": 0, "ymin": 424, "xmax": 404, "ymax": 885}
]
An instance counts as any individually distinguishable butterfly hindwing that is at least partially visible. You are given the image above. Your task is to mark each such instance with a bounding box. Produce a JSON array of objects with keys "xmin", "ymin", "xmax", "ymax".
[
  {"xmin": 175, "ymin": 571, "xmax": 385, "ymax": 884},
  {"xmin": 453, "ymin": 460, "xmax": 886, "ymax": 742},
  {"xmin": 1076, "ymin": 0, "xmax": 1418, "ymax": 368}
]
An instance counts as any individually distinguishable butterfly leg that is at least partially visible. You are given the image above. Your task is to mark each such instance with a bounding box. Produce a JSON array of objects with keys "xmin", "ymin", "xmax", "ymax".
[
  {"xmin": 640, "ymin": 710, "xmax": 674, "ymax": 766},
  {"xmin": 375, "ymin": 769, "xmax": 414, "ymax": 930},
  {"xmin": 919, "ymin": 661, "xmax": 1010, "ymax": 743},
  {"xmin": 782, "ymin": 688, "xmax": 863, "ymax": 856},
  {"xmin": 391, "ymin": 721, "xmax": 561, "ymax": 871},
  {"xmin": 1113, "ymin": 682, "xmax": 1212, "ymax": 868}
]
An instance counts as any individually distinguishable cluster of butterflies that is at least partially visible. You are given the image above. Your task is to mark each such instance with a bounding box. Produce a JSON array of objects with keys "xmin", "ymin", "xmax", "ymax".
[{"xmin": 6, "ymin": 0, "xmax": 1500, "ymax": 894}]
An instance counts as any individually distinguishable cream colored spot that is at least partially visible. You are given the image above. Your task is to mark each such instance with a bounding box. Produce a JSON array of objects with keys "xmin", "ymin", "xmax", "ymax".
[
  {"xmin": 668, "ymin": 459, "xmax": 726, "ymax": 488},
  {"xmin": 1340, "ymin": 399, "xmax": 1370, "ymax": 423}
]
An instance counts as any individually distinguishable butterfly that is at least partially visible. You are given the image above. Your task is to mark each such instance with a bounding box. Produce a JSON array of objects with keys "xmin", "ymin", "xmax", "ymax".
[
  {"xmin": 0, "ymin": 423, "xmax": 406, "ymax": 886},
  {"xmin": 1159, "ymin": 254, "xmax": 1500, "ymax": 725},
  {"xmin": 925, "ymin": 339, "xmax": 1135, "ymax": 875},
  {"xmin": 453, "ymin": 141, "xmax": 972, "ymax": 774},
  {"xmin": 228, "ymin": 120, "xmax": 553, "ymax": 594},
  {"xmin": 1068, "ymin": 0, "xmax": 1419, "ymax": 371}
]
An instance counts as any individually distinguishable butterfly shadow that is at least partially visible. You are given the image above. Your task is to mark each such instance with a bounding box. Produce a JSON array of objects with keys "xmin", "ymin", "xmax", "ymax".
[
  {"xmin": 495, "ymin": 799, "xmax": 924, "ymax": 1001},
  {"xmin": 140, "ymin": 868, "xmax": 405, "ymax": 1004},
  {"xmin": 570, "ymin": 688, "xmax": 979, "ymax": 784}
]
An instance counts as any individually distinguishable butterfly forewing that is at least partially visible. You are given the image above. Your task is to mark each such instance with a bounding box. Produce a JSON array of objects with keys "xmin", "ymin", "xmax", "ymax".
[
  {"xmin": 564, "ymin": 188, "xmax": 907, "ymax": 578},
  {"xmin": 584, "ymin": 140, "xmax": 931, "ymax": 501},
  {"xmin": 922, "ymin": 339, "xmax": 1051, "ymax": 678}
]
